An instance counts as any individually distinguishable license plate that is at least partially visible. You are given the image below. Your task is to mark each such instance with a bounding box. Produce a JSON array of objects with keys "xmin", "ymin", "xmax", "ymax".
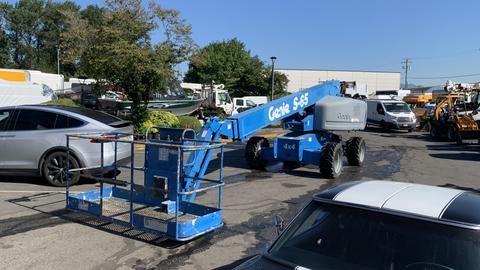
[{"xmin": 402, "ymin": 124, "xmax": 408, "ymax": 127}]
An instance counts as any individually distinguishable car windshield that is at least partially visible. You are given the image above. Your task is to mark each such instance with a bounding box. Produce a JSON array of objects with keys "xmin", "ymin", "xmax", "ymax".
[
  {"xmin": 383, "ymin": 102, "xmax": 411, "ymax": 113},
  {"xmin": 218, "ymin": 92, "xmax": 230, "ymax": 103},
  {"xmin": 268, "ymin": 201, "xmax": 480, "ymax": 270}
]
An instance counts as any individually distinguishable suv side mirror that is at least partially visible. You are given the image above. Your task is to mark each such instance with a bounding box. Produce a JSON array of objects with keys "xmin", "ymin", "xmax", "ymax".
[
  {"xmin": 377, "ymin": 108, "xmax": 385, "ymax": 115},
  {"xmin": 274, "ymin": 214, "xmax": 285, "ymax": 235}
]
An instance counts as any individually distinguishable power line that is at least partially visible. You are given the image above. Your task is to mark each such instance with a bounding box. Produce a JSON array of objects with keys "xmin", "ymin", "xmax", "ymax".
[
  {"xmin": 410, "ymin": 72, "xmax": 480, "ymax": 80},
  {"xmin": 410, "ymin": 48, "xmax": 480, "ymax": 61}
]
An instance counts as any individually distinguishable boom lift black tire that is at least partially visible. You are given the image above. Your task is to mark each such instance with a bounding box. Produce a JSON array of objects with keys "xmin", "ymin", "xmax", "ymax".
[
  {"xmin": 319, "ymin": 142, "xmax": 344, "ymax": 179},
  {"xmin": 245, "ymin": 137, "xmax": 269, "ymax": 170},
  {"xmin": 346, "ymin": 137, "xmax": 366, "ymax": 166}
]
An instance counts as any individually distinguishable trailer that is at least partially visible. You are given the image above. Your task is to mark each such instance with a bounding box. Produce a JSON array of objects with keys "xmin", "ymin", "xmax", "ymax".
[{"xmin": 65, "ymin": 80, "xmax": 367, "ymax": 241}]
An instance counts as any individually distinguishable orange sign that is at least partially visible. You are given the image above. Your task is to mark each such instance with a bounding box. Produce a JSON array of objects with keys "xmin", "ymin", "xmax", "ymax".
[{"xmin": 0, "ymin": 70, "xmax": 26, "ymax": 82}]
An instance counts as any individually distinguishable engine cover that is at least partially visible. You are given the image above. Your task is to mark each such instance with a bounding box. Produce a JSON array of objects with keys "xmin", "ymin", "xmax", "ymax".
[{"xmin": 314, "ymin": 96, "xmax": 367, "ymax": 131}]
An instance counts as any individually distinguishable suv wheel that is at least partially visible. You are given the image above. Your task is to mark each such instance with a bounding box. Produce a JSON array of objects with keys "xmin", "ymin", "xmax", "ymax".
[{"xmin": 42, "ymin": 151, "xmax": 80, "ymax": 187}]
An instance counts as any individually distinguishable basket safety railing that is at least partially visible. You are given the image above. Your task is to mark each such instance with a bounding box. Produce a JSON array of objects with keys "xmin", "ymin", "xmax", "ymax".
[{"xmin": 65, "ymin": 131, "xmax": 225, "ymax": 238}]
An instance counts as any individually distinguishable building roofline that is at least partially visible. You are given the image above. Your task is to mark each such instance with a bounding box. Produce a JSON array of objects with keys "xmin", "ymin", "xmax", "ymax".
[{"xmin": 276, "ymin": 67, "xmax": 400, "ymax": 74}]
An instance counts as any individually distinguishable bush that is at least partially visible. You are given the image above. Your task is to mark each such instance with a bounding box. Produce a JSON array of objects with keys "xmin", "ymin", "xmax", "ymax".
[
  {"xmin": 202, "ymin": 106, "xmax": 227, "ymax": 120},
  {"xmin": 140, "ymin": 111, "xmax": 180, "ymax": 134},
  {"xmin": 176, "ymin": 116, "xmax": 202, "ymax": 133},
  {"xmin": 42, "ymin": 98, "xmax": 79, "ymax": 107}
]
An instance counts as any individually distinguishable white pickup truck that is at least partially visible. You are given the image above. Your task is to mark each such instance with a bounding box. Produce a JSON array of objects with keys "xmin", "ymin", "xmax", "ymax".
[{"xmin": 233, "ymin": 96, "xmax": 268, "ymax": 112}]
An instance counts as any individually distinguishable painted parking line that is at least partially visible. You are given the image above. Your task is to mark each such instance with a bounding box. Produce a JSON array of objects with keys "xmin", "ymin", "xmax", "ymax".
[{"xmin": 0, "ymin": 190, "xmax": 81, "ymax": 194}]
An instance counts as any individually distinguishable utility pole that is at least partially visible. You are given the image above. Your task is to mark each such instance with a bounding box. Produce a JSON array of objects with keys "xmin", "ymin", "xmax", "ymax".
[
  {"xmin": 270, "ymin": 56, "xmax": 277, "ymax": 101},
  {"xmin": 57, "ymin": 47, "xmax": 60, "ymax": 75},
  {"xmin": 402, "ymin": 58, "xmax": 411, "ymax": 89}
]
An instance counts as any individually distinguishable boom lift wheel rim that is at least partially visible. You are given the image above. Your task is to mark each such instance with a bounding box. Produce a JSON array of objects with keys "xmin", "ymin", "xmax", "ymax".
[{"xmin": 334, "ymin": 149, "xmax": 342, "ymax": 174}]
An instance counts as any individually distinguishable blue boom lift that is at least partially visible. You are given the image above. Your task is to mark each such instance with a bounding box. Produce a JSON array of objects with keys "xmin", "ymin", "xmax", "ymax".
[{"xmin": 66, "ymin": 80, "xmax": 367, "ymax": 241}]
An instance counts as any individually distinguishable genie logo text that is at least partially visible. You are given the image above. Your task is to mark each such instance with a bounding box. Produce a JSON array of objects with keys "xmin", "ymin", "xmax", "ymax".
[{"xmin": 268, "ymin": 93, "xmax": 309, "ymax": 121}]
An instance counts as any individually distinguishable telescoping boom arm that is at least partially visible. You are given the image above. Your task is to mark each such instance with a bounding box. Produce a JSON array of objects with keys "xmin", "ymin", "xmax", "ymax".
[
  {"xmin": 223, "ymin": 80, "xmax": 341, "ymax": 140},
  {"xmin": 182, "ymin": 80, "xmax": 341, "ymax": 201}
]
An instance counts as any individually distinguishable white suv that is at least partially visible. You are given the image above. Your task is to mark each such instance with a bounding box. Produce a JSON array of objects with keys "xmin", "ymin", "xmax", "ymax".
[{"xmin": 0, "ymin": 105, "xmax": 132, "ymax": 186}]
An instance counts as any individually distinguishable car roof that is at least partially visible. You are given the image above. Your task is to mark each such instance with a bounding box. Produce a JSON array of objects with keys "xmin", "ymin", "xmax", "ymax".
[
  {"xmin": 0, "ymin": 105, "xmax": 122, "ymax": 127},
  {"xmin": 315, "ymin": 180, "xmax": 480, "ymax": 228}
]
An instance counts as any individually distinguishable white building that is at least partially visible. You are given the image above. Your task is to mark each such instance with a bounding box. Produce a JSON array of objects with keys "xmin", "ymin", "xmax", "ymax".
[{"xmin": 276, "ymin": 68, "xmax": 401, "ymax": 96}]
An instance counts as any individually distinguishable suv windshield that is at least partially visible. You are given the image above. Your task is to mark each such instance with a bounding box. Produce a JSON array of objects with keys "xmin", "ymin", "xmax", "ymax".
[
  {"xmin": 268, "ymin": 201, "xmax": 480, "ymax": 270},
  {"xmin": 383, "ymin": 102, "xmax": 411, "ymax": 113}
]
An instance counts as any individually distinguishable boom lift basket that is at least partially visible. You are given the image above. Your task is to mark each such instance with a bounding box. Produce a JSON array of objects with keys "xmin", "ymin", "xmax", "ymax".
[{"xmin": 65, "ymin": 128, "xmax": 225, "ymax": 241}]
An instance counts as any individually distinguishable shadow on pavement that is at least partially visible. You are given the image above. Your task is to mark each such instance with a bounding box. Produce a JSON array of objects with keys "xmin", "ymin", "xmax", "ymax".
[
  {"xmin": 426, "ymin": 144, "xmax": 480, "ymax": 152},
  {"xmin": 213, "ymin": 255, "xmax": 257, "ymax": 270},
  {"xmin": 429, "ymin": 152, "xmax": 480, "ymax": 161},
  {"xmin": 2, "ymin": 192, "xmax": 193, "ymax": 249}
]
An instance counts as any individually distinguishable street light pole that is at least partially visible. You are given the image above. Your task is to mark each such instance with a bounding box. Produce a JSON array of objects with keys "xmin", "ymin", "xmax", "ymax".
[
  {"xmin": 57, "ymin": 47, "xmax": 60, "ymax": 75},
  {"xmin": 270, "ymin": 56, "xmax": 277, "ymax": 101}
]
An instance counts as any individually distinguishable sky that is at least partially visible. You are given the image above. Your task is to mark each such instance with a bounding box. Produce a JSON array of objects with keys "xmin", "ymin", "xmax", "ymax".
[{"xmin": 9, "ymin": 0, "xmax": 480, "ymax": 86}]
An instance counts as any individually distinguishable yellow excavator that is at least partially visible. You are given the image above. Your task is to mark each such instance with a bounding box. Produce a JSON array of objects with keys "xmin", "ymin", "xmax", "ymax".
[
  {"xmin": 403, "ymin": 94, "xmax": 433, "ymax": 129},
  {"xmin": 429, "ymin": 86, "xmax": 480, "ymax": 143}
]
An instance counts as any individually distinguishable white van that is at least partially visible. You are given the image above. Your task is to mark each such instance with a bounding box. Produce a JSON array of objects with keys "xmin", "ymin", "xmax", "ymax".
[{"xmin": 366, "ymin": 99, "xmax": 416, "ymax": 132}]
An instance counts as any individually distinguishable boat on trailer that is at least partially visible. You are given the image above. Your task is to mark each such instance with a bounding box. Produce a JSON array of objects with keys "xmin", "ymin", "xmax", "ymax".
[{"xmin": 98, "ymin": 91, "xmax": 204, "ymax": 116}]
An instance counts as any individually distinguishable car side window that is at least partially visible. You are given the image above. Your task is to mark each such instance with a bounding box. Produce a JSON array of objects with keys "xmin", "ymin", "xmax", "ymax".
[
  {"xmin": 13, "ymin": 109, "xmax": 57, "ymax": 130},
  {"xmin": 55, "ymin": 114, "xmax": 84, "ymax": 129},
  {"xmin": 236, "ymin": 99, "xmax": 243, "ymax": 106},
  {"xmin": 0, "ymin": 109, "xmax": 13, "ymax": 131},
  {"xmin": 377, "ymin": 104, "xmax": 385, "ymax": 114}
]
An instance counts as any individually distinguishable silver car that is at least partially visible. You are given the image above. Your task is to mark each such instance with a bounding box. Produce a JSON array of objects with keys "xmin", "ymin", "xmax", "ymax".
[{"xmin": 0, "ymin": 105, "xmax": 132, "ymax": 186}]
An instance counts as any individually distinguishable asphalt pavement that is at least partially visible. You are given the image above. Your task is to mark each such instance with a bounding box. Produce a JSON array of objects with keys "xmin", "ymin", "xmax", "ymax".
[{"xmin": 1, "ymin": 128, "xmax": 479, "ymax": 270}]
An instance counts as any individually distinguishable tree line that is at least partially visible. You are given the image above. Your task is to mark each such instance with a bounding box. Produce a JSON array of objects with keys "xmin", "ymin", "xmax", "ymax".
[{"xmin": 0, "ymin": 0, "xmax": 288, "ymax": 129}]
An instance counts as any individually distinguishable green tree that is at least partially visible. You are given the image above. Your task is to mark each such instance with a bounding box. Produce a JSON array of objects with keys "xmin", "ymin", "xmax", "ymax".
[
  {"xmin": 0, "ymin": 3, "xmax": 10, "ymax": 67},
  {"xmin": 76, "ymin": 0, "xmax": 194, "ymax": 131},
  {"xmin": 1, "ymin": 0, "xmax": 80, "ymax": 73},
  {"xmin": 184, "ymin": 38, "xmax": 289, "ymax": 98},
  {"xmin": 60, "ymin": 4, "xmax": 101, "ymax": 76},
  {"xmin": 3, "ymin": 0, "xmax": 44, "ymax": 69}
]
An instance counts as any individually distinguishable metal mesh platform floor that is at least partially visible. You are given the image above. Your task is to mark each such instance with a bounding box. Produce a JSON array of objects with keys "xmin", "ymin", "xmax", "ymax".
[{"xmin": 94, "ymin": 197, "xmax": 197, "ymax": 223}]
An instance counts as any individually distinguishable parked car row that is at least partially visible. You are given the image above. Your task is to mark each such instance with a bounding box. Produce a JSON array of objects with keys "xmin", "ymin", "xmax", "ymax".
[{"xmin": 0, "ymin": 105, "xmax": 132, "ymax": 186}]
